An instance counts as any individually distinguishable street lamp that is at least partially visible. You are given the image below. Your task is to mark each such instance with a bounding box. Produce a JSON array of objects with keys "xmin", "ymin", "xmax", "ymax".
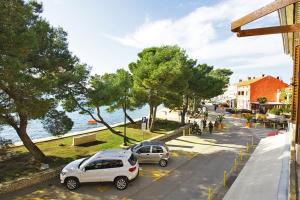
[{"xmin": 123, "ymin": 86, "xmax": 128, "ymax": 146}]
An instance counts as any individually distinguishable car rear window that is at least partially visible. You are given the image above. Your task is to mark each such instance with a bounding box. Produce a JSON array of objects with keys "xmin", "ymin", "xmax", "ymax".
[
  {"xmin": 152, "ymin": 146, "xmax": 163, "ymax": 153},
  {"xmin": 128, "ymin": 154, "xmax": 137, "ymax": 166}
]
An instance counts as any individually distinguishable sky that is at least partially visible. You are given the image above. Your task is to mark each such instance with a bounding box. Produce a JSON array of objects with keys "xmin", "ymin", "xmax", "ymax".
[{"xmin": 39, "ymin": 0, "xmax": 293, "ymax": 84}]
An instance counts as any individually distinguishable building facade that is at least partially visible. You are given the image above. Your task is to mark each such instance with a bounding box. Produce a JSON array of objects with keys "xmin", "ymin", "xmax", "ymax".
[{"xmin": 236, "ymin": 75, "xmax": 288, "ymax": 110}]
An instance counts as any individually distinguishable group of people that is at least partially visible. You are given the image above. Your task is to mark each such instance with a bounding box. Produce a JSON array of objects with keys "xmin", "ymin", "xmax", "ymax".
[{"xmin": 192, "ymin": 119, "xmax": 214, "ymax": 135}]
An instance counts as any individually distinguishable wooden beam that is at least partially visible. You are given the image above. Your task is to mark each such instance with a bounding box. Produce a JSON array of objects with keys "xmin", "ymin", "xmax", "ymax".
[
  {"xmin": 231, "ymin": 0, "xmax": 300, "ymax": 32},
  {"xmin": 293, "ymin": 45, "xmax": 300, "ymax": 143},
  {"xmin": 237, "ymin": 23, "xmax": 300, "ymax": 37}
]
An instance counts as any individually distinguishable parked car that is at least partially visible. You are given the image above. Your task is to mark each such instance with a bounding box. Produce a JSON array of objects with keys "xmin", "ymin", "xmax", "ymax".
[
  {"xmin": 60, "ymin": 149, "xmax": 139, "ymax": 190},
  {"xmin": 130, "ymin": 141, "xmax": 170, "ymax": 167}
]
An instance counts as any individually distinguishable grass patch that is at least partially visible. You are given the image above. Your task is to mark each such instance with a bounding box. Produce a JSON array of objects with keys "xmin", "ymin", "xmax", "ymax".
[{"xmin": 1, "ymin": 119, "xmax": 182, "ymax": 182}]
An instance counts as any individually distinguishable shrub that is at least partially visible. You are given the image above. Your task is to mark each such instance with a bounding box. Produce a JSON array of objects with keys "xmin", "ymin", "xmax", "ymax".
[
  {"xmin": 244, "ymin": 113, "xmax": 253, "ymax": 123},
  {"xmin": 257, "ymin": 97, "xmax": 267, "ymax": 104},
  {"xmin": 216, "ymin": 115, "xmax": 225, "ymax": 123},
  {"xmin": 233, "ymin": 107, "xmax": 239, "ymax": 114},
  {"xmin": 268, "ymin": 108, "xmax": 282, "ymax": 115}
]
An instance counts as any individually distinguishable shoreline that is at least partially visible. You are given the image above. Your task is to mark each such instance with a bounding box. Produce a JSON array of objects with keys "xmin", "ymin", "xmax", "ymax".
[
  {"xmin": 11, "ymin": 107, "xmax": 171, "ymax": 147},
  {"xmin": 13, "ymin": 117, "xmax": 143, "ymax": 147}
]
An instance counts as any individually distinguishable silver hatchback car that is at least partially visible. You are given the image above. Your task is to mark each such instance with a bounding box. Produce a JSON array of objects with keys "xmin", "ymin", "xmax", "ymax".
[{"xmin": 130, "ymin": 141, "xmax": 170, "ymax": 167}]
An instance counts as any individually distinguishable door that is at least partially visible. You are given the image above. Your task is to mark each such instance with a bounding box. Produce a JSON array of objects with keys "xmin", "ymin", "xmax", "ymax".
[
  {"xmin": 100, "ymin": 159, "xmax": 124, "ymax": 182},
  {"xmin": 80, "ymin": 160, "xmax": 104, "ymax": 183},
  {"xmin": 136, "ymin": 146, "xmax": 151, "ymax": 163},
  {"xmin": 151, "ymin": 146, "xmax": 164, "ymax": 162}
]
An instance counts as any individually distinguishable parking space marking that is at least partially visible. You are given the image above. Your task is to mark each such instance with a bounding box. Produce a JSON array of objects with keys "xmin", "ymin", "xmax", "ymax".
[
  {"xmin": 151, "ymin": 169, "xmax": 170, "ymax": 181},
  {"xmin": 95, "ymin": 185, "xmax": 110, "ymax": 192}
]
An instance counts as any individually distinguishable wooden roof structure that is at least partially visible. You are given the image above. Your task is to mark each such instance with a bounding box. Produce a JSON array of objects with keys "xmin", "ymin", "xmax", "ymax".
[{"xmin": 231, "ymin": 0, "xmax": 300, "ymax": 143}]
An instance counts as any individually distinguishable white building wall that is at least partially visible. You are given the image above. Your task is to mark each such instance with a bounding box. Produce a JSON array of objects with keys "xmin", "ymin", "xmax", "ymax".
[{"xmin": 237, "ymin": 85, "xmax": 251, "ymax": 110}]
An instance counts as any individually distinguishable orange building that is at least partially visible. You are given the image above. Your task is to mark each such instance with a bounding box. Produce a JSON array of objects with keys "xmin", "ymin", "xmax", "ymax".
[{"xmin": 236, "ymin": 75, "xmax": 288, "ymax": 110}]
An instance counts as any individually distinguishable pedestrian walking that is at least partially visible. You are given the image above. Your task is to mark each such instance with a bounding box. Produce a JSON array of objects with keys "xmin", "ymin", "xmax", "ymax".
[
  {"xmin": 202, "ymin": 119, "xmax": 207, "ymax": 130},
  {"xmin": 208, "ymin": 121, "xmax": 213, "ymax": 134}
]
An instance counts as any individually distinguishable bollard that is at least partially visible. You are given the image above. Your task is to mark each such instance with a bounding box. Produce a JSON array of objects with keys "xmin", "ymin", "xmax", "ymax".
[
  {"xmin": 239, "ymin": 150, "xmax": 243, "ymax": 161},
  {"xmin": 251, "ymin": 136, "xmax": 254, "ymax": 147},
  {"xmin": 223, "ymin": 170, "xmax": 227, "ymax": 187},
  {"xmin": 207, "ymin": 187, "xmax": 212, "ymax": 200},
  {"xmin": 246, "ymin": 143, "xmax": 249, "ymax": 153},
  {"xmin": 189, "ymin": 127, "xmax": 191, "ymax": 135},
  {"xmin": 183, "ymin": 129, "xmax": 185, "ymax": 136},
  {"xmin": 233, "ymin": 158, "xmax": 237, "ymax": 172}
]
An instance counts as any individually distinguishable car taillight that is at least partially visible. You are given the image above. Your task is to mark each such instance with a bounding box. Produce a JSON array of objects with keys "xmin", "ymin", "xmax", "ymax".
[{"xmin": 129, "ymin": 166, "xmax": 136, "ymax": 172}]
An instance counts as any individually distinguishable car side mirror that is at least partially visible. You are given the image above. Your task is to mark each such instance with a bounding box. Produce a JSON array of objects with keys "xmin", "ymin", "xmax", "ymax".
[{"xmin": 82, "ymin": 167, "xmax": 86, "ymax": 172}]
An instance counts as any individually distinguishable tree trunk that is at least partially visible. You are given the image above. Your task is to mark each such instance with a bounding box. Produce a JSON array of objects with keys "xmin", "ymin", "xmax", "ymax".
[
  {"xmin": 181, "ymin": 96, "xmax": 189, "ymax": 125},
  {"xmin": 122, "ymin": 106, "xmax": 135, "ymax": 124},
  {"xmin": 95, "ymin": 107, "xmax": 120, "ymax": 135},
  {"xmin": 148, "ymin": 105, "xmax": 153, "ymax": 130},
  {"xmin": 150, "ymin": 106, "xmax": 158, "ymax": 132},
  {"xmin": 16, "ymin": 116, "xmax": 50, "ymax": 163},
  {"xmin": 193, "ymin": 97, "xmax": 196, "ymax": 113}
]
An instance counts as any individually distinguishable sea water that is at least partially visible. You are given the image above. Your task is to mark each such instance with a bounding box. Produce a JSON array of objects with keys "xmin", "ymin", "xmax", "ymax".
[{"xmin": 0, "ymin": 106, "xmax": 149, "ymax": 143}]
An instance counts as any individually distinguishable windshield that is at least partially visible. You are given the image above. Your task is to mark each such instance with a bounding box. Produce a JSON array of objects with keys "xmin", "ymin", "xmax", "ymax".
[
  {"xmin": 132, "ymin": 143, "xmax": 142, "ymax": 150},
  {"xmin": 78, "ymin": 157, "xmax": 90, "ymax": 168}
]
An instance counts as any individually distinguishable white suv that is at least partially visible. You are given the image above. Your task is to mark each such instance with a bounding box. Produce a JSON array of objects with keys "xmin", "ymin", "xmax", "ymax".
[{"xmin": 60, "ymin": 149, "xmax": 139, "ymax": 190}]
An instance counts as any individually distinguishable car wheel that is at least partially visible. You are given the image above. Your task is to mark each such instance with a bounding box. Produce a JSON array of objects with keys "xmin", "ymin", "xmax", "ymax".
[
  {"xmin": 65, "ymin": 177, "xmax": 79, "ymax": 190},
  {"xmin": 159, "ymin": 159, "xmax": 168, "ymax": 167},
  {"xmin": 114, "ymin": 177, "xmax": 128, "ymax": 190}
]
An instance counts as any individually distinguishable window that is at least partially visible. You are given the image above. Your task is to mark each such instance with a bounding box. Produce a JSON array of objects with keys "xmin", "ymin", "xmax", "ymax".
[
  {"xmin": 85, "ymin": 159, "xmax": 123, "ymax": 170},
  {"xmin": 128, "ymin": 154, "xmax": 137, "ymax": 166},
  {"xmin": 109, "ymin": 160, "xmax": 123, "ymax": 168},
  {"xmin": 137, "ymin": 146, "xmax": 151, "ymax": 154},
  {"xmin": 85, "ymin": 160, "xmax": 103, "ymax": 171},
  {"xmin": 152, "ymin": 146, "xmax": 163, "ymax": 153}
]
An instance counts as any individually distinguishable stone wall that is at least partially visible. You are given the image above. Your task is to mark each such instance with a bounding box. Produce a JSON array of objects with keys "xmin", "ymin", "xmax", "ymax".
[{"xmin": 0, "ymin": 166, "xmax": 63, "ymax": 194}]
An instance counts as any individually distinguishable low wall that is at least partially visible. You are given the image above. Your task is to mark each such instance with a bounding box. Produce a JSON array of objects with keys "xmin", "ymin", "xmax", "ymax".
[
  {"xmin": 148, "ymin": 124, "xmax": 192, "ymax": 142},
  {"xmin": 73, "ymin": 133, "xmax": 96, "ymax": 146},
  {"xmin": 0, "ymin": 166, "xmax": 63, "ymax": 194}
]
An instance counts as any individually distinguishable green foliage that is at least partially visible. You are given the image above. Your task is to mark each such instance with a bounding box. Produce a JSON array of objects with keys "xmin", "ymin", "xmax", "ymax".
[
  {"xmin": 42, "ymin": 109, "xmax": 73, "ymax": 136},
  {"xmin": 203, "ymin": 111, "xmax": 208, "ymax": 117},
  {"xmin": 216, "ymin": 115, "xmax": 225, "ymax": 123},
  {"xmin": 106, "ymin": 69, "xmax": 142, "ymax": 113},
  {"xmin": 129, "ymin": 45, "xmax": 191, "ymax": 129},
  {"xmin": 282, "ymin": 105, "xmax": 291, "ymax": 114},
  {"xmin": 268, "ymin": 108, "xmax": 282, "ymax": 115},
  {"xmin": 233, "ymin": 107, "xmax": 239, "ymax": 114},
  {"xmin": 244, "ymin": 113, "xmax": 253, "ymax": 123},
  {"xmin": 257, "ymin": 97, "xmax": 268, "ymax": 104},
  {"xmin": 279, "ymin": 90, "xmax": 292, "ymax": 104},
  {"xmin": 0, "ymin": 0, "xmax": 79, "ymax": 161}
]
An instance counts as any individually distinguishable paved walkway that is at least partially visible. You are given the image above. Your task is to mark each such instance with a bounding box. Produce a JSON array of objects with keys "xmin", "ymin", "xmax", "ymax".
[{"xmin": 223, "ymin": 131, "xmax": 290, "ymax": 200}]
